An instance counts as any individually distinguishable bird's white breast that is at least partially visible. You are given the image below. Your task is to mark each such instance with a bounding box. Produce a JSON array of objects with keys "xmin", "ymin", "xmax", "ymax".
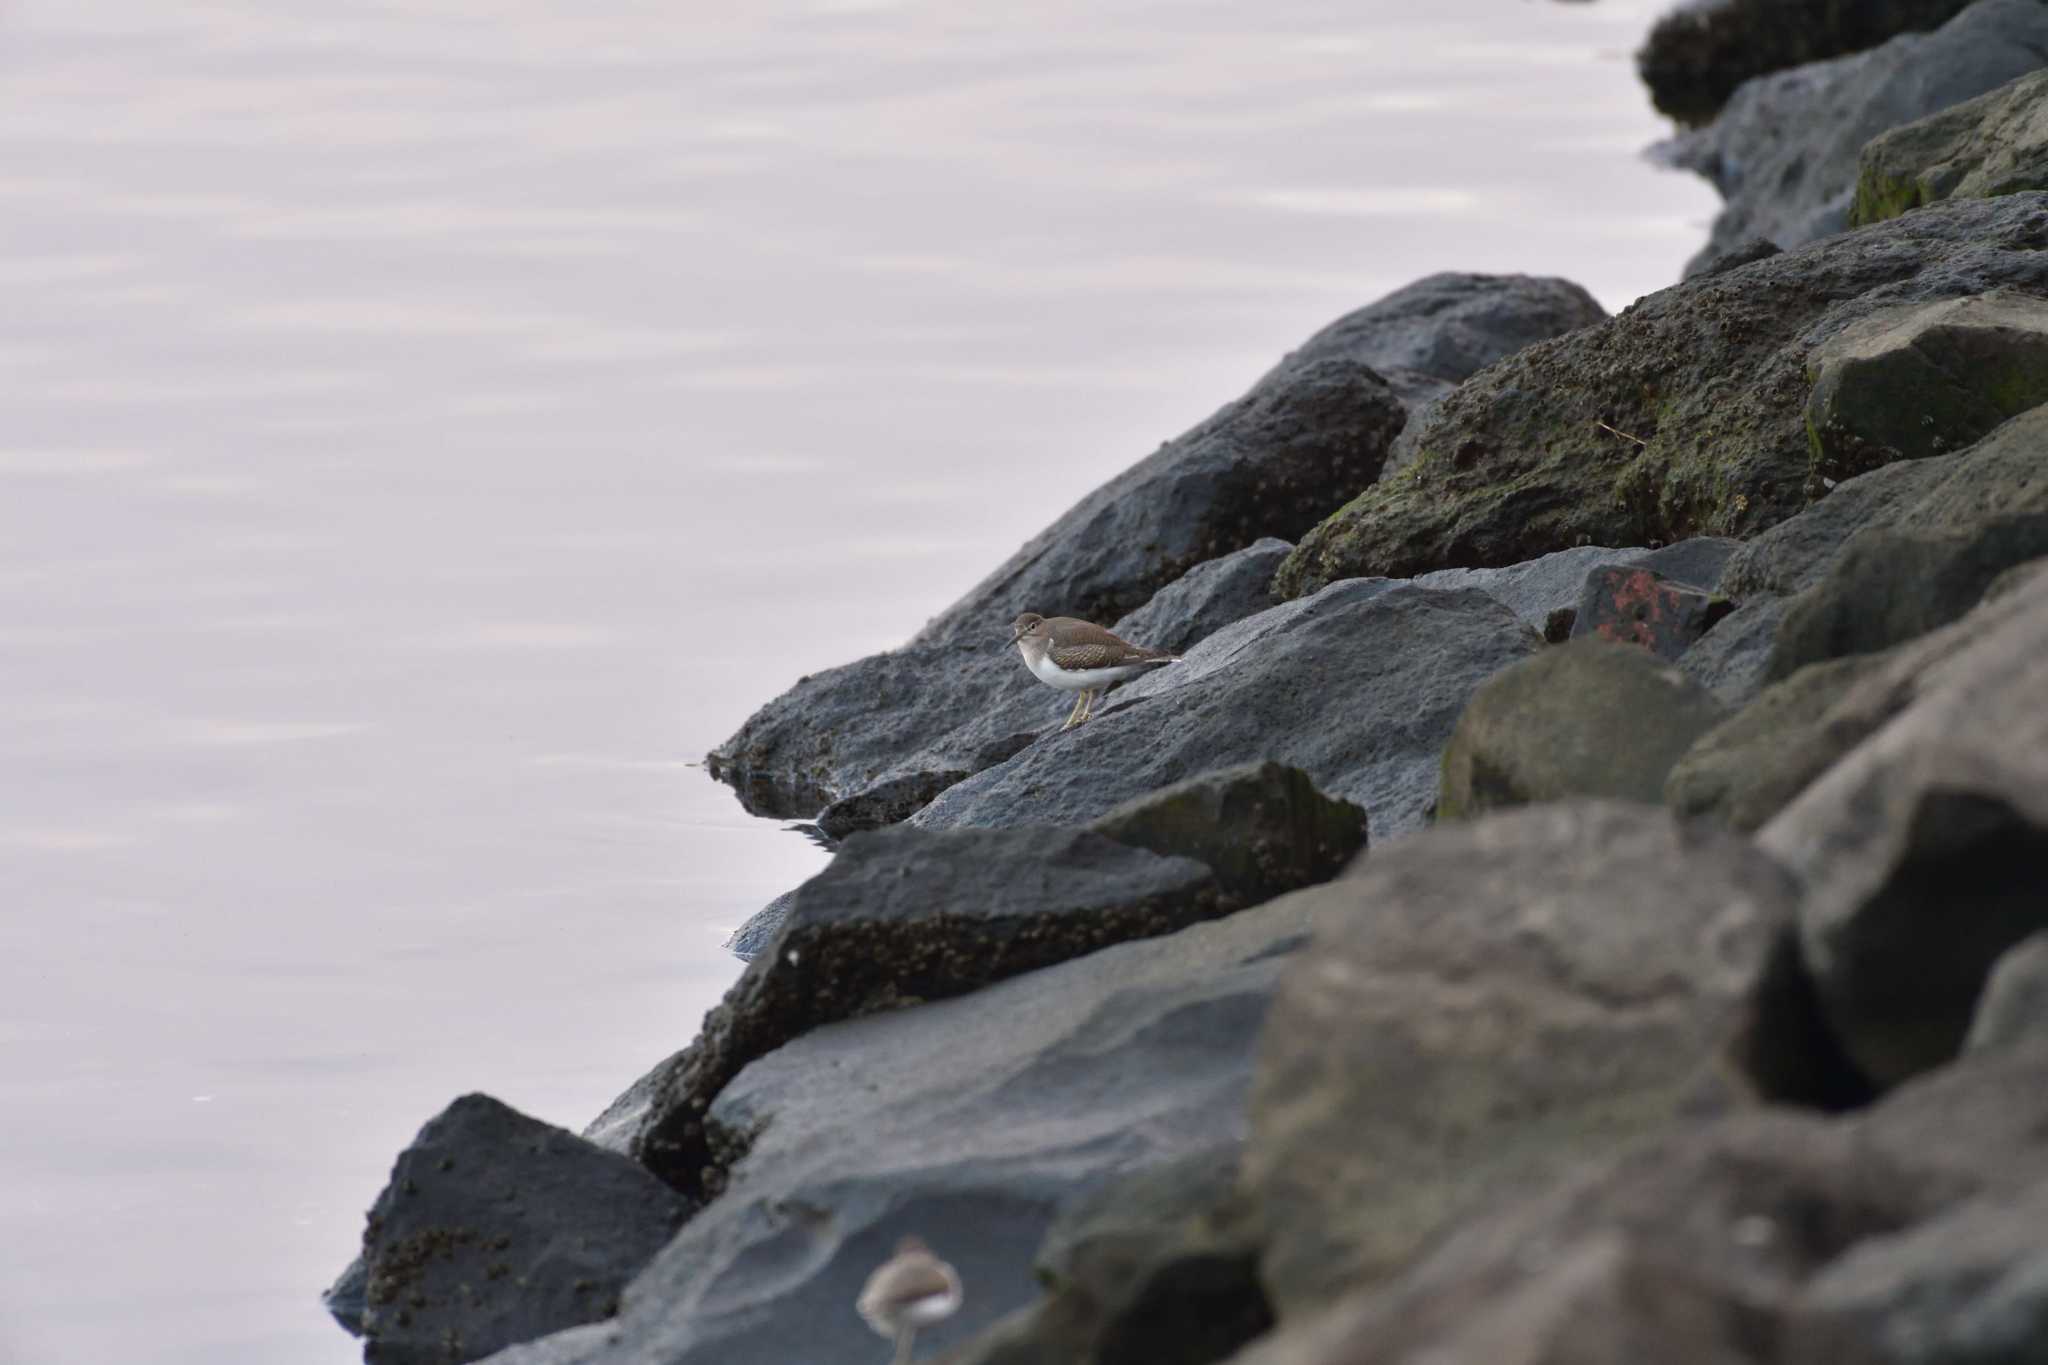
[{"xmin": 1022, "ymin": 646, "xmax": 1146, "ymax": 691}]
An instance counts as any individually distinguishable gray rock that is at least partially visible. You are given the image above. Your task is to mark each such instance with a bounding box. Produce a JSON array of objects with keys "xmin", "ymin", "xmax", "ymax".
[
  {"xmin": 1769, "ymin": 512, "xmax": 2048, "ymax": 678},
  {"xmin": 1088, "ymin": 761, "xmax": 1368, "ymax": 907},
  {"xmin": 1437, "ymin": 639, "xmax": 1730, "ymax": 819},
  {"xmin": 910, "ymin": 579, "xmax": 1541, "ymax": 840},
  {"xmin": 1636, "ymin": 0, "xmax": 1978, "ymax": 127},
  {"xmin": 586, "ymin": 825, "xmax": 1221, "ymax": 1193},
  {"xmin": 1667, "ymin": 653, "xmax": 1895, "ymax": 832},
  {"xmin": 1664, "ymin": 0, "xmax": 2048, "ymax": 276},
  {"xmin": 1276, "ymin": 192, "xmax": 2048, "ymax": 596},
  {"xmin": 1413, "ymin": 544, "xmax": 1653, "ymax": 632},
  {"xmin": 940, "ymin": 1145, "xmax": 1270, "ymax": 1365},
  {"xmin": 1676, "ymin": 594, "xmax": 1790, "ymax": 707},
  {"xmin": 718, "ymin": 885, "xmax": 796, "ymax": 964},
  {"xmin": 1804, "ymin": 291, "xmax": 2048, "ymax": 482},
  {"xmin": 1243, "ymin": 801, "xmax": 1794, "ymax": 1318},
  {"xmin": 1722, "ymin": 400, "xmax": 2048, "ymax": 599},
  {"xmin": 1100, "ymin": 536, "xmax": 1291, "ymax": 659},
  {"xmin": 1761, "ymin": 566, "xmax": 2048, "ymax": 1087},
  {"xmin": 1966, "ymin": 931, "xmax": 2048, "ymax": 1052},
  {"xmin": 1231, "ymin": 1040, "xmax": 2048, "ymax": 1365},
  {"xmin": 711, "ymin": 272, "xmax": 1611, "ymax": 826},
  {"xmin": 1261, "ymin": 272, "xmax": 1607, "ymax": 392},
  {"xmin": 498, "ymin": 896, "xmax": 1319, "ymax": 1365},
  {"xmin": 1636, "ymin": 535, "xmax": 1742, "ymax": 589},
  {"xmin": 1788, "ymin": 1178, "xmax": 2048, "ymax": 1365},
  {"xmin": 350, "ymin": 1094, "xmax": 688, "ymax": 1365},
  {"xmin": 322, "ymin": 1254, "xmax": 368, "ymax": 1335},
  {"xmin": 1856, "ymin": 67, "xmax": 2048, "ymax": 224}
]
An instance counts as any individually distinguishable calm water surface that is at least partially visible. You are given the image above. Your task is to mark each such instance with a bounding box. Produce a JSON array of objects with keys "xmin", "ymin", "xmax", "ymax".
[{"xmin": 0, "ymin": 2, "xmax": 1716, "ymax": 1360}]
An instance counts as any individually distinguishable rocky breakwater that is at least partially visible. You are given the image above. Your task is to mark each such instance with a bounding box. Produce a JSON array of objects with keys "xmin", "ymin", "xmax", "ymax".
[
  {"xmin": 705, "ymin": 272, "xmax": 1603, "ymax": 835},
  {"xmin": 331, "ymin": 29, "xmax": 2048, "ymax": 1364}
]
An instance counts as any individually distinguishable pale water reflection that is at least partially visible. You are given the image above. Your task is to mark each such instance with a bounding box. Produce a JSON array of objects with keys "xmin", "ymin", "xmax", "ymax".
[{"xmin": 0, "ymin": 1, "xmax": 1715, "ymax": 1361}]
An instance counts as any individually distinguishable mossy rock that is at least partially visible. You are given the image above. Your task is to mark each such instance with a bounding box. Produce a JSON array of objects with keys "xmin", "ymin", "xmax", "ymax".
[
  {"xmin": 1273, "ymin": 194, "xmax": 2048, "ymax": 601},
  {"xmin": 1804, "ymin": 292, "xmax": 2048, "ymax": 482},
  {"xmin": 1853, "ymin": 68, "xmax": 2048, "ymax": 225}
]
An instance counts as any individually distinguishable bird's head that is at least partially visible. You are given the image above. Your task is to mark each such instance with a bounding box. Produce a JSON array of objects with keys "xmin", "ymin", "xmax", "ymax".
[{"xmin": 1008, "ymin": 612, "xmax": 1046, "ymax": 646}]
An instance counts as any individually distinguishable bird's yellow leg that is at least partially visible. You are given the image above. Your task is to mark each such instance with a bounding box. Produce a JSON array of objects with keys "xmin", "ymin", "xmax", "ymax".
[{"xmin": 1060, "ymin": 690, "xmax": 1091, "ymax": 731}]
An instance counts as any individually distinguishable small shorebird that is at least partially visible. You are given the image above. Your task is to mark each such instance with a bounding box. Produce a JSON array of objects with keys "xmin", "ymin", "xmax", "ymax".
[
  {"xmin": 1009, "ymin": 612, "xmax": 1181, "ymax": 731},
  {"xmin": 857, "ymin": 1235, "xmax": 962, "ymax": 1365}
]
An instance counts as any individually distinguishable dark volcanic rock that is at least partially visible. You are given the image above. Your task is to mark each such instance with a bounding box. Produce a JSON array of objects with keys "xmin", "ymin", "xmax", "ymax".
[
  {"xmin": 1761, "ymin": 566, "xmax": 2048, "ymax": 1087},
  {"xmin": 1274, "ymin": 193, "xmax": 2048, "ymax": 598},
  {"xmin": 507, "ymin": 896, "xmax": 1318, "ymax": 1365},
  {"xmin": 350, "ymin": 1094, "xmax": 687, "ymax": 1365},
  {"xmin": 1088, "ymin": 761, "xmax": 1369, "ymax": 906},
  {"xmin": 1569, "ymin": 564, "xmax": 1732, "ymax": 659},
  {"xmin": 1855, "ymin": 67, "xmax": 2048, "ymax": 224},
  {"xmin": 1804, "ymin": 292, "xmax": 2048, "ymax": 481},
  {"xmin": 1243, "ymin": 801, "xmax": 1795, "ymax": 1319},
  {"xmin": 1231, "ymin": 1041, "xmax": 2048, "ymax": 1365},
  {"xmin": 1663, "ymin": 0, "xmax": 2048, "ymax": 276},
  {"xmin": 1438, "ymin": 639, "xmax": 1729, "ymax": 819},
  {"xmin": 911, "ymin": 580, "xmax": 1541, "ymax": 840},
  {"xmin": 1636, "ymin": 0, "xmax": 1977, "ymax": 128},
  {"xmin": 1967, "ymin": 931, "xmax": 2048, "ymax": 1052},
  {"xmin": 1411, "ymin": 544, "xmax": 1653, "ymax": 632},
  {"xmin": 1097, "ymin": 536, "xmax": 1291, "ymax": 658},
  {"xmin": 586, "ymin": 825, "xmax": 1220, "ymax": 1193},
  {"xmin": 1768, "ymin": 512, "xmax": 2048, "ymax": 678}
]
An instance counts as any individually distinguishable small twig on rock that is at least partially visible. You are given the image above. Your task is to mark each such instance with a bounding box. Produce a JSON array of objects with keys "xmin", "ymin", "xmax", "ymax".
[{"xmin": 1595, "ymin": 420, "xmax": 1648, "ymax": 447}]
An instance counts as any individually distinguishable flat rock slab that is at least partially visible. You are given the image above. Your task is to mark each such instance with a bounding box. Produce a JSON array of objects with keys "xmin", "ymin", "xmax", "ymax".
[
  {"xmin": 1663, "ymin": 0, "xmax": 2048, "ymax": 275},
  {"xmin": 1762, "ymin": 566, "xmax": 2048, "ymax": 1087},
  {"xmin": 1274, "ymin": 191, "xmax": 2048, "ymax": 598},
  {"xmin": 1438, "ymin": 639, "xmax": 1729, "ymax": 819},
  {"xmin": 1805, "ymin": 291, "xmax": 2048, "ymax": 479},
  {"xmin": 493, "ymin": 897, "xmax": 1320, "ymax": 1365},
  {"xmin": 1856, "ymin": 66, "xmax": 2048, "ymax": 224},
  {"xmin": 586, "ymin": 825, "xmax": 1221, "ymax": 1193},
  {"xmin": 1231, "ymin": 1040, "xmax": 2048, "ymax": 1365},
  {"xmin": 1244, "ymin": 801, "xmax": 1795, "ymax": 1319},
  {"xmin": 909, "ymin": 579, "xmax": 1541, "ymax": 841},
  {"xmin": 1569, "ymin": 564, "xmax": 1732, "ymax": 659},
  {"xmin": 350, "ymin": 1094, "xmax": 688, "ymax": 1365}
]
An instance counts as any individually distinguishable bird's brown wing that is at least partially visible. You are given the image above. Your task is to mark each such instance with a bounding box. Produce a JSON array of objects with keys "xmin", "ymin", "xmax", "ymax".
[{"xmin": 1044, "ymin": 617, "xmax": 1171, "ymax": 670}]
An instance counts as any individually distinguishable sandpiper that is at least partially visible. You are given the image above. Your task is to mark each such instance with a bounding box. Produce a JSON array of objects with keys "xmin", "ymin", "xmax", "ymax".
[
  {"xmin": 1009, "ymin": 612, "xmax": 1181, "ymax": 730},
  {"xmin": 856, "ymin": 1235, "xmax": 962, "ymax": 1365}
]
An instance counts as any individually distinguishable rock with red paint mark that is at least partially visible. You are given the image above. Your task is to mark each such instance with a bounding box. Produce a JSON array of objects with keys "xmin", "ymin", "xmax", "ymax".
[{"xmin": 1568, "ymin": 565, "xmax": 1733, "ymax": 661}]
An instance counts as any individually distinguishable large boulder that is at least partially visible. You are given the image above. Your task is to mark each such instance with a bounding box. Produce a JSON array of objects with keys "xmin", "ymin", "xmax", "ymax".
[
  {"xmin": 491, "ymin": 896, "xmax": 1320, "ymax": 1365},
  {"xmin": 1636, "ymin": 0, "xmax": 1978, "ymax": 128},
  {"xmin": 1803, "ymin": 292, "xmax": 2048, "ymax": 481},
  {"xmin": 1759, "ymin": 564, "xmax": 2048, "ymax": 1087},
  {"xmin": 1855, "ymin": 67, "xmax": 2048, "ymax": 224},
  {"xmin": 586, "ymin": 826, "xmax": 1221, "ymax": 1194},
  {"xmin": 1229, "ymin": 1040, "xmax": 2048, "ymax": 1365},
  {"xmin": 1274, "ymin": 193, "xmax": 2048, "ymax": 598},
  {"xmin": 1242, "ymin": 802, "xmax": 1795, "ymax": 1319},
  {"xmin": 347, "ymin": 1095, "xmax": 689, "ymax": 1365},
  {"xmin": 710, "ymin": 274, "xmax": 1605, "ymax": 825},
  {"xmin": 1087, "ymin": 762, "xmax": 1369, "ymax": 906},
  {"xmin": 909, "ymin": 580, "xmax": 1541, "ymax": 840},
  {"xmin": 1437, "ymin": 640, "xmax": 1730, "ymax": 819},
  {"xmin": 1662, "ymin": 0, "xmax": 2048, "ymax": 276}
]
